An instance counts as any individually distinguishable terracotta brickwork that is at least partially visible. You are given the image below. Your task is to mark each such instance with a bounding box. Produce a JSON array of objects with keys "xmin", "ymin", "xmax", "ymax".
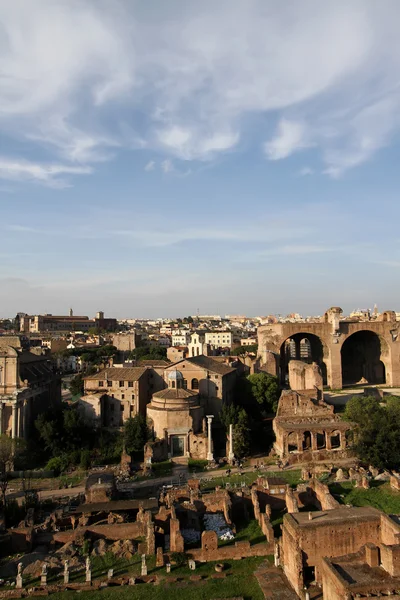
[{"xmin": 258, "ymin": 306, "xmax": 400, "ymax": 389}]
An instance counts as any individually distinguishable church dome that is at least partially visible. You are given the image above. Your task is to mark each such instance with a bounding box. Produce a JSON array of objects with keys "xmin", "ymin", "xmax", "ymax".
[{"xmin": 168, "ymin": 370, "xmax": 183, "ymax": 381}]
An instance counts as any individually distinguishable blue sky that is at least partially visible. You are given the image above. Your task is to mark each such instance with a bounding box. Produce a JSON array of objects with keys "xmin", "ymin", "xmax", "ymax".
[{"xmin": 1, "ymin": 0, "xmax": 400, "ymax": 318}]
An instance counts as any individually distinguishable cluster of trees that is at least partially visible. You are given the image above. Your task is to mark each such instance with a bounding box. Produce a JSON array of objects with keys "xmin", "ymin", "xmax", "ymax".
[
  {"xmin": 344, "ymin": 395, "xmax": 400, "ymax": 470},
  {"xmin": 128, "ymin": 345, "xmax": 168, "ymax": 362},
  {"xmin": 236, "ymin": 371, "xmax": 280, "ymax": 415},
  {"xmin": 32, "ymin": 404, "xmax": 150, "ymax": 474},
  {"xmin": 219, "ymin": 371, "xmax": 280, "ymax": 458},
  {"xmin": 231, "ymin": 344, "xmax": 258, "ymax": 356},
  {"xmin": 64, "ymin": 344, "xmax": 118, "ymax": 366}
]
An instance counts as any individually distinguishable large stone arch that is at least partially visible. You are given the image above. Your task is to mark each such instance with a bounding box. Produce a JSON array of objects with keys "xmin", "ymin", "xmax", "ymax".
[
  {"xmin": 340, "ymin": 329, "xmax": 390, "ymax": 387},
  {"xmin": 278, "ymin": 332, "xmax": 329, "ymax": 386}
]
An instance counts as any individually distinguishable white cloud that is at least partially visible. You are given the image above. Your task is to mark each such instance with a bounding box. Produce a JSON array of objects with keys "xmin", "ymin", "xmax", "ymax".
[
  {"xmin": 0, "ymin": 158, "xmax": 92, "ymax": 187},
  {"xmin": 144, "ymin": 160, "xmax": 155, "ymax": 171},
  {"xmin": 264, "ymin": 119, "xmax": 310, "ymax": 160},
  {"xmin": 1, "ymin": 1, "xmax": 400, "ymax": 174},
  {"xmin": 161, "ymin": 159, "xmax": 174, "ymax": 173},
  {"xmin": 298, "ymin": 166, "xmax": 314, "ymax": 176}
]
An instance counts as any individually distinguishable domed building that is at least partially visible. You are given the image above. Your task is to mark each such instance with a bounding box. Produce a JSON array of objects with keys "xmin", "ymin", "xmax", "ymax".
[{"xmin": 146, "ymin": 370, "xmax": 208, "ymax": 459}]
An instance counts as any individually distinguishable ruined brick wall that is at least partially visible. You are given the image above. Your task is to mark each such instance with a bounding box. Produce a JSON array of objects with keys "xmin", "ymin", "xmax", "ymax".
[
  {"xmin": 282, "ymin": 511, "xmax": 382, "ymax": 593},
  {"xmin": 202, "ymin": 490, "xmax": 232, "ymax": 525},
  {"xmin": 144, "ymin": 439, "xmax": 168, "ymax": 463},
  {"xmin": 380, "ymin": 544, "xmax": 400, "ymax": 577},
  {"xmin": 285, "ymin": 488, "xmax": 299, "ymax": 513},
  {"xmin": 380, "ymin": 514, "xmax": 400, "ymax": 545},
  {"xmin": 308, "ymin": 479, "xmax": 340, "ymax": 511},
  {"xmin": 190, "ymin": 530, "xmax": 273, "ymax": 562},
  {"xmin": 53, "ymin": 522, "xmax": 145, "ymax": 545},
  {"xmin": 288, "ymin": 361, "xmax": 323, "ymax": 392},
  {"xmin": 281, "ymin": 516, "xmax": 304, "ymax": 595},
  {"xmin": 320, "ymin": 557, "xmax": 349, "ymax": 600}
]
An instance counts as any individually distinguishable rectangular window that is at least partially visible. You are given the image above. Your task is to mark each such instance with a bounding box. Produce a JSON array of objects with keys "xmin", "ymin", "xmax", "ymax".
[
  {"xmin": 107, "ymin": 380, "xmax": 112, "ymax": 386},
  {"xmin": 128, "ymin": 381, "xmax": 133, "ymax": 388},
  {"xmin": 121, "ymin": 394, "xmax": 125, "ymax": 399},
  {"xmin": 119, "ymin": 381, "xmax": 124, "ymax": 387},
  {"xmin": 98, "ymin": 381, "xmax": 104, "ymax": 387},
  {"xmin": 131, "ymin": 394, "xmax": 135, "ymax": 400}
]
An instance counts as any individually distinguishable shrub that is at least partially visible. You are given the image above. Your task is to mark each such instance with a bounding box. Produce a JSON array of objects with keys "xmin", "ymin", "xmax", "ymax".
[{"xmin": 170, "ymin": 552, "xmax": 187, "ymax": 566}]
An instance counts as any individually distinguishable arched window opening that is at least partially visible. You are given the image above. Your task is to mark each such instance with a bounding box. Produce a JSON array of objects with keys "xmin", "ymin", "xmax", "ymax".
[
  {"xmin": 191, "ymin": 378, "xmax": 199, "ymax": 390},
  {"xmin": 316, "ymin": 432, "xmax": 326, "ymax": 450},
  {"xmin": 303, "ymin": 431, "xmax": 312, "ymax": 451},
  {"xmin": 330, "ymin": 432, "xmax": 341, "ymax": 449}
]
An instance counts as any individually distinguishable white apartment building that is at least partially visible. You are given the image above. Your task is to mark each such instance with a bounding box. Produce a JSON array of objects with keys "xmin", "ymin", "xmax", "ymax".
[
  {"xmin": 204, "ymin": 331, "xmax": 233, "ymax": 348},
  {"xmin": 171, "ymin": 331, "xmax": 192, "ymax": 347}
]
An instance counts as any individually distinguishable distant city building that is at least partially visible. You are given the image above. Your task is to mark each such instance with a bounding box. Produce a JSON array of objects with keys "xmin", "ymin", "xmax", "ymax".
[{"xmin": 17, "ymin": 311, "xmax": 117, "ymax": 333}]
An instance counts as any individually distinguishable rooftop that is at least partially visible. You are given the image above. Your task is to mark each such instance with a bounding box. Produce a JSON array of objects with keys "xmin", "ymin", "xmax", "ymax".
[
  {"xmin": 152, "ymin": 387, "xmax": 198, "ymax": 400},
  {"xmin": 169, "ymin": 354, "xmax": 236, "ymax": 376},
  {"xmin": 84, "ymin": 367, "xmax": 148, "ymax": 382},
  {"xmin": 289, "ymin": 506, "xmax": 381, "ymax": 528}
]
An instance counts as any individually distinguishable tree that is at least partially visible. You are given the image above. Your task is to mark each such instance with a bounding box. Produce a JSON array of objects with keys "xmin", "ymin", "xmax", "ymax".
[
  {"xmin": 246, "ymin": 372, "xmax": 280, "ymax": 414},
  {"xmin": 343, "ymin": 395, "xmax": 400, "ymax": 470},
  {"xmin": 232, "ymin": 344, "xmax": 258, "ymax": 356},
  {"xmin": 124, "ymin": 414, "xmax": 149, "ymax": 456},
  {"xmin": 233, "ymin": 409, "xmax": 251, "ymax": 458},
  {"xmin": 220, "ymin": 404, "xmax": 241, "ymax": 431},
  {"xmin": 220, "ymin": 405, "xmax": 251, "ymax": 459},
  {"xmin": 69, "ymin": 374, "xmax": 84, "ymax": 396},
  {"xmin": 0, "ymin": 435, "xmax": 25, "ymax": 507}
]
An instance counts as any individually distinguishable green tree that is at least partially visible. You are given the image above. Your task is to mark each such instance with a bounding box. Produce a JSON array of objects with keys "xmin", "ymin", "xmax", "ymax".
[
  {"xmin": 124, "ymin": 414, "xmax": 149, "ymax": 456},
  {"xmin": 0, "ymin": 435, "xmax": 25, "ymax": 506},
  {"xmin": 69, "ymin": 374, "xmax": 84, "ymax": 396},
  {"xmin": 343, "ymin": 395, "xmax": 400, "ymax": 470},
  {"xmin": 220, "ymin": 403, "xmax": 241, "ymax": 431},
  {"xmin": 220, "ymin": 405, "xmax": 251, "ymax": 459},
  {"xmin": 233, "ymin": 409, "xmax": 251, "ymax": 458},
  {"xmin": 246, "ymin": 372, "xmax": 280, "ymax": 413},
  {"xmin": 232, "ymin": 344, "xmax": 258, "ymax": 356}
]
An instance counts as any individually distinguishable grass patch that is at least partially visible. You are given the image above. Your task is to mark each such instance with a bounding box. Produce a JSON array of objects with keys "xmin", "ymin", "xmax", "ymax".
[
  {"xmin": 329, "ymin": 481, "xmax": 400, "ymax": 514},
  {"xmin": 151, "ymin": 460, "xmax": 173, "ymax": 476},
  {"xmin": 188, "ymin": 459, "xmax": 208, "ymax": 473},
  {"xmin": 199, "ymin": 469, "xmax": 302, "ymax": 492},
  {"xmin": 41, "ymin": 556, "xmax": 266, "ymax": 600}
]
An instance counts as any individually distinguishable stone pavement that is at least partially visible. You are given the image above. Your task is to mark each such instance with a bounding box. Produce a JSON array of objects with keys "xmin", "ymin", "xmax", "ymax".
[{"xmin": 254, "ymin": 562, "xmax": 298, "ymax": 599}]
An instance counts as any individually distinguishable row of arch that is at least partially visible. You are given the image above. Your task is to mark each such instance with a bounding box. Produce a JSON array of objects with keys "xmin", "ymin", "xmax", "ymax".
[
  {"xmin": 286, "ymin": 429, "xmax": 350, "ymax": 454},
  {"xmin": 280, "ymin": 330, "xmax": 388, "ymax": 387}
]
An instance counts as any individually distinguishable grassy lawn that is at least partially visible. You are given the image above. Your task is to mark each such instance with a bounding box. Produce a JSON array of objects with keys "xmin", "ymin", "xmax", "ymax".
[
  {"xmin": 199, "ymin": 469, "xmax": 302, "ymax": 492},
  {"xmin": 329, "ymin": 481, "xmax": 400, "ymax": 514},
  {"xmin": 40, "ymin": 556, "xmax": 266, "ymax": 600}
]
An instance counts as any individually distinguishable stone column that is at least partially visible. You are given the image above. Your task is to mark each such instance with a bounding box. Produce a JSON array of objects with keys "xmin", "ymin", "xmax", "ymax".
[
  {"xmin": 12, "ymin": 404, "xmax": 18, "ymax": 439},
  {"xmin": 328, "ymin": 342, "xmax": 342, "ymax": 389},
  {"xmin": 325, "ymin": 432, "xmax": 331, "ymax": 450},
  {"xmin": 0, "ymin": 402, "xmax": 3, "ymax": 435},
  {"xmin": 228, "ymin": 424, "xmax": 234, "ymax": 462},
  {"xmin": 206, "ymin": 415, "xmax": 214, "ymax": 462},
  {"xmin": 311, "ymin": 432, "xmax": 318, "ymax": 451}
]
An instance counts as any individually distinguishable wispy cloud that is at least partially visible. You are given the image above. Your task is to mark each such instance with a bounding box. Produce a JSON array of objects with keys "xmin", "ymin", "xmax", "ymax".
[
  {"xmin": 144, "ymin": 160, "xmax": 155, "ymax": 172},
  {"xmin": 264, "ymin": 120, "xmax": 310, "ymax": 160},
  {"xmin": 298, "ymin": 166, "xmax": 314, "ymax": 177},
  {"xmin": 161, "ymin": 159, "xmax": 174, "ymax": 174},
  {"xmin": 1, "ymin": 1, "xmax": 400, "ymax": 178},
  {"xmin": 0, "ymin": 158, "xmax": 92, "ymax": 187}
]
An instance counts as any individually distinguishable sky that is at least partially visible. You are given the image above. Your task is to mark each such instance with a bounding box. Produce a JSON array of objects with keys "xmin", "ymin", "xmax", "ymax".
[{"xmin": 2, "ymin": 0, "xmax": 400, "ymax": 319}]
